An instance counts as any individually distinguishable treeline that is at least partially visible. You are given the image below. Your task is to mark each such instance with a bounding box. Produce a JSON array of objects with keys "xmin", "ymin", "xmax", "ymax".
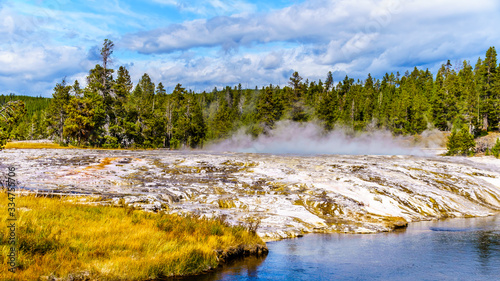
[
  {"xmin": 1, "ymin": 94, "xmax": 51, "ymax": 140},
  {"xmin": 0, "ymin": 95, "xmax": 27, "ymax": 148},
  {"xmin": 9, "ymin": 42, "xmax": 500, "ymax": 149}
]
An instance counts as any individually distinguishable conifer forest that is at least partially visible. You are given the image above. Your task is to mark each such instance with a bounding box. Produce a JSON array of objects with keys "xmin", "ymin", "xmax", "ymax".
[{"xmin": 4, "ymin": 41, "xmax": 500, "ymax": 150}]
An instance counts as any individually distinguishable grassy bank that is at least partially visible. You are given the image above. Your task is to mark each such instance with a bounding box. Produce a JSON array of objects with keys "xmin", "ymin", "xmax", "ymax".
[
  {"xmin": 0, "ymin": 192, "xmax": 266, "ymax": 280},
  {"xmin": 4, "ymin": 141, "xmax": 154, "ymax": 150},
  {"xmin": 4, "ymin": 141, "xmax": 73, "ymax": 149}
]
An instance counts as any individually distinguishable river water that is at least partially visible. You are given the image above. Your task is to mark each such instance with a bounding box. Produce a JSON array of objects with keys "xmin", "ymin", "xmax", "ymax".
[{"xmin": 179, "ymin": 215, "xmax": 500, "ymax": 281}]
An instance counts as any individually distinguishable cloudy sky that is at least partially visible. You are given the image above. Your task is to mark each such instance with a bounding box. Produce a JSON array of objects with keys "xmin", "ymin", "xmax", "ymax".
[{"xmin": 1, "ymin": 0, "xmax": 500, "ymax": 97}]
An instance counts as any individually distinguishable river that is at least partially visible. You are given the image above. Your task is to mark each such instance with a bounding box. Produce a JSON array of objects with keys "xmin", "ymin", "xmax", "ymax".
[{"xmin": 179, "ymin": 215, "xmax": 500, "ymax": 281}]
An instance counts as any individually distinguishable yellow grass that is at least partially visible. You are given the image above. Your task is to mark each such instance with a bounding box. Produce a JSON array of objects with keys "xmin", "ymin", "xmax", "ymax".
[
  {"xmin": 4, "ymin": 142, "xmax": 74, "ymax": 149},
  {"xmin": 0, "ymin": 192, "xmax": 265, "ymax": 280},
  {"xmin": 4, "ymin": 141, "xmax": 163, "ymax": 151}
]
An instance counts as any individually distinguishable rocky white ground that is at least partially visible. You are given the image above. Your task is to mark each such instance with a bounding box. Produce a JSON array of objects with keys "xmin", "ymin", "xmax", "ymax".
[{"xmin": 2, "ymin": 148, "xmax": 500, "ymax": 241}]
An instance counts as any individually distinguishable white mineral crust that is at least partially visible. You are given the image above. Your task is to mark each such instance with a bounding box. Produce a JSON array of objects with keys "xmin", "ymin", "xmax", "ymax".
[{"xmin": 4, "ymin": 149, "xmax": 500, "ymax": 241}]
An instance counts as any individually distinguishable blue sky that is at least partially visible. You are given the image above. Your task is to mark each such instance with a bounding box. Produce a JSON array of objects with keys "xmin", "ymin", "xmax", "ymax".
[{"xmin": 1, "ymin": 0, "xmax": 500, "ymax": 97}]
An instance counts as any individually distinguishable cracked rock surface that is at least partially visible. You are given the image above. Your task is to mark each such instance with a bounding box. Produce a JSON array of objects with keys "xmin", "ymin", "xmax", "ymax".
[{"xmin": 3, "ymin": 149, "xmax": 500, "ymax": 241}]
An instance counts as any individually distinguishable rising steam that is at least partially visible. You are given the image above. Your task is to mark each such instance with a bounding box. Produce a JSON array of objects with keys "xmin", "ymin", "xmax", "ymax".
[{"xmin": 207, "ymin": 121, "xmax": 434, "ymax": 156}]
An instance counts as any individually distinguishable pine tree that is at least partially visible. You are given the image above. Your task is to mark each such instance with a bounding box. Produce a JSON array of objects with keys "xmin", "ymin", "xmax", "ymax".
[
  {"xmin": 431, "ymin": 65, "xmax": 449, "ymax": 131},
  {"xmin": 187, "ymin": 94, "xmax": 207, "ymax": 148},
  {"xmin": 317, "ymin": 87, "xmax": 339, "ymax": 131},
  {"xmin": 325, "ymin": 71, "xmax": 334, "ymax": 93},
  {"xmin": 289, "ymin": 71, "xmax": 303, "ymax": 99},
  {"xmin": 491, "ymin": 138, "xmax": 500, "ymax": 158},
  {"xmin": 47, "ymin": 80, "xmax": 72, "ymax": 142},
  {"xmin": 459, "ymin": 61, "xmax": 480, "ymax": 134},
  {"xmin": 169, "ymin": 84, "xmax": 189, "ymax": 148},
  {"xmin": 63, "ymin": 90, "xmax": 99, "ymax": 145},
  {"xmin": 476, "ymin": 47, "xmax": 498, "ymax": 131},
  {"xmin": 446, "ymin": 127, "xmax": 476, "ymax": 156},
  {"xmin": 106, "ymin": 66, "xmax": 133, "ymax": 147},
  {"xmin": 211, "ymin": 98, "xmax": 232, "ymax": 139},
  {"xmin": 256, "ymin": 85, "xmax": 283, "ymax": 131},
  {"xmin": 0, "ymin": 100, "xmax": 26, "ymax": 149},
  {"xmin": 101, "ymin": 39, "xmax": 114, "ymax": 90}
]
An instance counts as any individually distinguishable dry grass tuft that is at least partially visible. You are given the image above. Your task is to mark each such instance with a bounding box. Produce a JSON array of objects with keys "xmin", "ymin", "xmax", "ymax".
[{"xmin": 0, "ymin": 192, "xmax": 266, "ymax": 280}]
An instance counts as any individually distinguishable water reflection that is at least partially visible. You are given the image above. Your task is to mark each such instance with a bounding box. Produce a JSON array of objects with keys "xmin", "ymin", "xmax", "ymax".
[
  {"xmin": 171, "ymin": 215, "xmax": 499, "ymax": 281},
  {"xmin": 167, "ymin": 254, "xmax": 267, "ymax": 281}
]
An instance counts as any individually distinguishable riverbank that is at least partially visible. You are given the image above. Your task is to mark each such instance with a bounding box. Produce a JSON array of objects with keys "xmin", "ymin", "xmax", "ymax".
[{"xmin": 0, "ymin": 192, "xmax": 267, "ymax": 280}]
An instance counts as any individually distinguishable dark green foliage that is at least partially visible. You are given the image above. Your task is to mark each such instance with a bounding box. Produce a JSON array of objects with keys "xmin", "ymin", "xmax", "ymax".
[
  {"xmin": 446, "ymin": 127, "xmax": 476, "ymax": 156},
  {"xmin": 47, "ymin": 80, "xmax": 72, "ymax": 142},
  {"xmin": 0, "ymin": 100, "xmax": 26, "ymax": 148},
  {"xmin": 12, "ymin": 44, "xmax": 500, "ymax": 152},
  {"xmin": 0, "ymin": 94, "xmax": 50, "ymax": 140},
  {"xmin": 63, "ymin": 89, "xmax": 102, "ymax": 145},
  {"xmin": 491, "ymin": 138, "xmax": 500, "ymax": 158},
  {"xmin": 289, "ymin": 71, "xmax": 303, "ymax": 99},
  {"xmin": 317, "ymin": 89, "xmax": 339, "ymax": 130},
  {"xmin": 256, "ymin": 85, "xmax": 284, "ymax": 131}
]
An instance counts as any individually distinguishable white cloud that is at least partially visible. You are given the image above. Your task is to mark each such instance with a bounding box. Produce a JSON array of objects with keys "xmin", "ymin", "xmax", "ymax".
[
  {"xmin": 120, "ymin": 0, "xmax": 500, "ymax": 90},
  {"xmin": 0, "ymin": 0, "xmax": 143, "ymax": 96},
  {"xmin": 125, "ymin": 0, "xmax": 500, "ymax": 58},
  {"xmin": 0, "ymin": 44, "xmax": 92, "ymax": 96},
  {"xmin": 123, "ymin": 44, "xmax": 335, "ymax": 93},
  {"xmin": 260, "ymin": 51, "xmax": 283, "ymax": 69},
  {"xmin": 2, "ymin": 0, "xmax": 500, "ymax": 96}
]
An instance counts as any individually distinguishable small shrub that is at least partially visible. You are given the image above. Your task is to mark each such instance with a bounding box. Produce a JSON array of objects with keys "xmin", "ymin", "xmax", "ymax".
[
  {"xmin": 102, "ymin": 136, "xmax": 119, "ymax": 149},
  {"xmin": 491, "ymin": 138, "xmax": 500, "ymax": 158},
  {"xmin": 244, "ymin": 217, "xmax": 261, "ymax": 234},
  {"xmin": 446, "ymin": 127, "xmax": 476, "ymax": 156}
]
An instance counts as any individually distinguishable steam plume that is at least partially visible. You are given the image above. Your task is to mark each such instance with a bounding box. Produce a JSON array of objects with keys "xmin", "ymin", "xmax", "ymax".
[{"xmin": 207, "ymin": 121, "xmax": 430, "ymax": 156}]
